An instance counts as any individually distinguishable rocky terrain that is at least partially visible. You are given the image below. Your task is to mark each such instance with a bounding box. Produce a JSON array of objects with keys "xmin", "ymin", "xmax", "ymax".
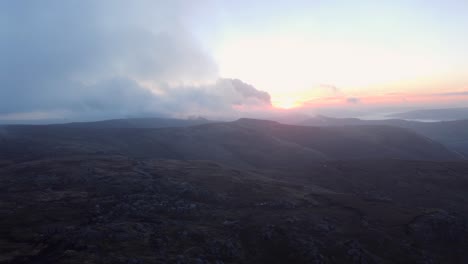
[
  {"xmin": 1, "ymin": 118, "xmax": 467, "ymax": 263},
  {"xmin": 1, "ymin": 157, "xmax": 467, "ymax": 263}
]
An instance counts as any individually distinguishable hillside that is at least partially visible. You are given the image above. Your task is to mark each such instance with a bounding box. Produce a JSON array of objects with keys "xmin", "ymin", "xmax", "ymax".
[
  {"xmin": 0, "ymin": 157, "xmax": 467, "ymax": 263},
  {"xmin": 59, "ymin": 117, "xmax": 214, "ymax": 129},
  {"xmin": 299, "ymin": 116, "xmax": 468, "ymax": 157},
  {"xmin": 0, "ymin": 118, "xmax": 460, "ymax": 169},
  {"xmin": 388, "ymin": 107, "xmax": 468, "ymax": 120},
  {"xmin": 1, "ymin": 118, "xmax": 468, "ymax": 263}
]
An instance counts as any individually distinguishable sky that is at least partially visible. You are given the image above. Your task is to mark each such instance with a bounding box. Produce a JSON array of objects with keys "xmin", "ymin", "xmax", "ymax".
[{"xmin": 1, "ymin": 0, "xmax": 468, "ymax": 123}]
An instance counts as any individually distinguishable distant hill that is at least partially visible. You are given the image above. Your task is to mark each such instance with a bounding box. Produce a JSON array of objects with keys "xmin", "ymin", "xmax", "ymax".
[
  {"xmin": 0, "ymin": 118, "xmax": 461, "ymax": 168},
  {"xmin": 388, "ymin": 107, "xmax": 468, "ymax": 121},
  {"xmin": 299, "ymin": 115, "xmax": 468, "ymax": 157},
  {"xmin": 58, "ymin": 117, "xmax": 214, "ymax": 128}
]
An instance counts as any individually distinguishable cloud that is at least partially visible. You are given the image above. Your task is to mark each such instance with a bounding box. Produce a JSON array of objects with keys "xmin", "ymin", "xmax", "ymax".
[
  {"xmin": 0, "ymin": 1, "xmax": 271, "ymax": 122},
  {"xmin": 346, "ymin": 97, "xmax": 361, "ymax": 104},
  {"xmin": 318, "ymin": 84, "xmax": 339, "ymax": 93},
  {"xmin": 433, "ymin": 91, "xmax": 468, "ymax": 97},
  {"xmin": 221, "ymin": 79, "xmax": 271, "ymax": 105},
  {"xmin": 156, "ymin": 79, "xmax": 272, "ymax": 116}
]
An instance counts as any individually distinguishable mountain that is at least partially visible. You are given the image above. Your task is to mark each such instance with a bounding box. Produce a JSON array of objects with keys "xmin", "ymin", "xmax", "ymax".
[
  {"xmin": 0, "ymin": 118, "xmax": 460, "ymax": 168},
  {"xmin": 388, "ymin": 107, "xmax": 468, "ymax": 121},
  {"xmin": 1, "ymin": 117, "xmax": 468, "ymax": 263},
  {"xmin": 299, "ymin": 115, "xmax": 468, "ymax": 157}
]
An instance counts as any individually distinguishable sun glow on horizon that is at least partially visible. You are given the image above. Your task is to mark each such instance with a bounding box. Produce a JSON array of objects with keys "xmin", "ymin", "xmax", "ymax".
[
  {"xmin": 272, "ymin": 97, "xmax": 303, "ymax": 109},
  {"xmin": 213, "ymin": 4, "xmax": 468, "ymax": 105}
]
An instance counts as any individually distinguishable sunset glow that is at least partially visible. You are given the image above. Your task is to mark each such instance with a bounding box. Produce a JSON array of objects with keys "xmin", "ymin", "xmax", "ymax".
[
  {"xmin": 272, "ymin": 98, "xmax": 302, "ymax": 109},
  {"xmin": 2, "ymin": 0, "xmax": 468, "ymax": 122},
  {"xmin": 208, "ymin": 1, "xmax": 468, "ymax": 114}
]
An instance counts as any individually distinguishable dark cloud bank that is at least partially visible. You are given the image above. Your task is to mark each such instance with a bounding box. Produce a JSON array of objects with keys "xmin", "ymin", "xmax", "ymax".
[{"xmin": 0, "ymin": 1, "xmax": 271, "ymax": 122}]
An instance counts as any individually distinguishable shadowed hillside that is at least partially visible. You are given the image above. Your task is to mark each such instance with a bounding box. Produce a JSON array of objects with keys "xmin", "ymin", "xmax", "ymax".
[
  {"xmin": 300, "ymin": 116, "xmax": 468, "ymax": 157},
  {"xmin": 0, "ymin": 157, "xmax": 467, "ymax": 263},
  {"xmin": 0, "ymin": 118, "xmax": 460, "ymax": 168},
  {"xmin": 388, "ymin": 107, "xmax": 468, "ymax": 121},
  {"xmin": 1, "ymin": 118, "xmax": 467, "ymax": 263},
  {"xmin": 59, "ymin": 117, "xmax": 214, "ymax": 129}
]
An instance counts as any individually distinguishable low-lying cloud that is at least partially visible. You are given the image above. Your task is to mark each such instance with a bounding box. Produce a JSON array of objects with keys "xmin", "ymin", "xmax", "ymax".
[
  {"xmin": 433, "ymin": 91, "xmax": 468, "ymax": 97},
  {"xmin": 223, "ymin": 79, "xmax": 271, "ymax": 105},
  {"xmin": 346, "ymin": 97, "xmax": 361, "ymax": 104},
  {"xmin": 0, "ymin": 1, "xmax": 271, "ymax": 122}
]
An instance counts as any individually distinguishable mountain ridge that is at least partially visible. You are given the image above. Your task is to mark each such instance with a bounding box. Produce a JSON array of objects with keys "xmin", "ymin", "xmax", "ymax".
[
  {"xmin": 299, "ymin": 115, "xmax": 468, "ymax": 157},
  {"xmin": 0, "ymin": 118, "xmax": 461, "ymax": 168}
]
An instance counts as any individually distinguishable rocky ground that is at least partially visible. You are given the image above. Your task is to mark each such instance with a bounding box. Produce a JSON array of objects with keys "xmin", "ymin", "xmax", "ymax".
[{"xmin": 1, "ymin": 156, "xmax": 467, "ymax": 263}]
